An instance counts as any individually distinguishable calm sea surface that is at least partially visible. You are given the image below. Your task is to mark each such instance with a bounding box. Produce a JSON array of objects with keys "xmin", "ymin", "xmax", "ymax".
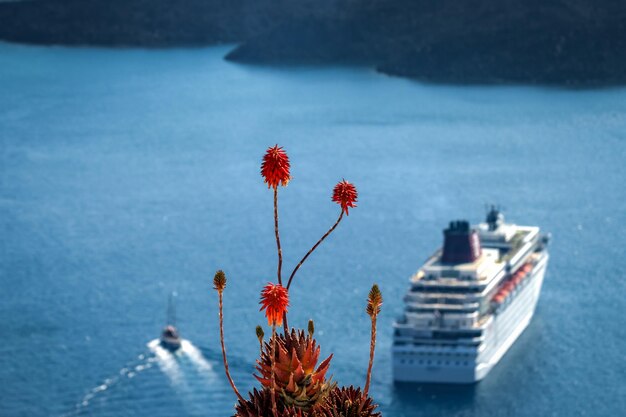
[{"xmin": 1, "ymin": 43, "xmax": 625, "ymax": 417}]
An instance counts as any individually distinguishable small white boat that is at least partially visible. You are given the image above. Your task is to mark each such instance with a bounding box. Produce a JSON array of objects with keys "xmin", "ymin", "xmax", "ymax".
[{"xmin": 159, "ymin": 293, "xmax": 182, "ymax": 351}]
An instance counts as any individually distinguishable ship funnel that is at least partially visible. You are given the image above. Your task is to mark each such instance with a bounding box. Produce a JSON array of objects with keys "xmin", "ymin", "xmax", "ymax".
[{"xmin": 441, "ymin": 220, "xmax": 481, "ymax": 264}]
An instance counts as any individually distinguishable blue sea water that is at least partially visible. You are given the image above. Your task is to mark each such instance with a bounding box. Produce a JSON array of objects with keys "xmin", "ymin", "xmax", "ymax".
[{"xmin": 1, "ymin": 42, "xmax": 625, "ymax": 417}]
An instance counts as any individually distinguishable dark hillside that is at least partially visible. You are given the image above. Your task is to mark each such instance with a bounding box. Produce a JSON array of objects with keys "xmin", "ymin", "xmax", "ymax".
[
  {"xmin": 1, "ymin": 0, "xmax": 625, "ymax": 85},
  {"xmin": 0, "ymin": 0, "xmax": 288, "ymax": 46},
  {"xmin": 227, "ymin": 0, "xmax": 626, "ymax": 85}
]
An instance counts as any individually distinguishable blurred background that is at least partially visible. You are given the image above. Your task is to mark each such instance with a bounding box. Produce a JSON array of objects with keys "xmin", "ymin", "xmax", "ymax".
[{"xmin": 1, "ymin": 1, "xmax": 625, "ymax": 416}]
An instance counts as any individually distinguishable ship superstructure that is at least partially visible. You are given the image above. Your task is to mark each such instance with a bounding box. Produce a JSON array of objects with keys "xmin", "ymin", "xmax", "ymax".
[{"xmin": 393, "ymin": 208, "xmax": 549, "ymax": 383}]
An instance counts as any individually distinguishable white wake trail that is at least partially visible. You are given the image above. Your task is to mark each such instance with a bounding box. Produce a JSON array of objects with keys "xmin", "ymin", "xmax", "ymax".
[
  {"xmin": 61, "ymin": 351, "xmax": 154, "ymax": 416},
  {"xmin": 147, "ymin": 338, "xmax": 184, "ymax": 385},
  {"xmin": 181, "ymin": 340, "xmax": 216, "ymax": 377},
  {"xmin": 61, "ymin": 338, "xmax": 222, "ymax": 417}
]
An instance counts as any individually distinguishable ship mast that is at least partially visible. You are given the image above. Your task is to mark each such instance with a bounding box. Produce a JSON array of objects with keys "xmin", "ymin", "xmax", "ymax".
[{"xmin": 167, "ymin": 292, "xmax": 176, "ymax": 326}]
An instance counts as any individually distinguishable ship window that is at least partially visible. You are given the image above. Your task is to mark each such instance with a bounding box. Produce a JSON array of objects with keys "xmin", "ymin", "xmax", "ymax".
[{"xmin": 442, "ymin": 270, "xmax": 459, "ymax": 278}]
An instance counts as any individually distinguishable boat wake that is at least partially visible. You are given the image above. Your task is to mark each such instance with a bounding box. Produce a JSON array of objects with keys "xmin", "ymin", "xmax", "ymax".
[
  {"xmin": 147, "ymin": 339, "xmax": 184, "ymax": 385},
  {"xmin": 61, "ymin": 339, "xmax": 222, "ymax": 417},
  {"xmin": 147, "ymin": 338, "xmax": 218, "ymax": 385},
  {"xmin": 60, "ymin": 351, "xmax": 157, "ymax": 417},
  {"xmin": 180, "ymin": 339, "xmax": 214, "ymax": 373}
]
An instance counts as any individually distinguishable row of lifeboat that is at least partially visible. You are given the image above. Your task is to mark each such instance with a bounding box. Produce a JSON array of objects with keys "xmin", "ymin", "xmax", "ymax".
[{"xmin": 491, "ymin": 262, "xmax": 534, "ymax": 305}]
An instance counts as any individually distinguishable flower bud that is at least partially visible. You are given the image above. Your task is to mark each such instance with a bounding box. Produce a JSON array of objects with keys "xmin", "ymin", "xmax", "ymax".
[
  {"xmin": 366, "ymin": 284, "xmax": 382, "ymax": 317},
  {"xmin": 213, "ymin": 270, "xmax": 227, "ymax": 292},
  {"xmin": 255, "ymin": 325, "xmax": 265, "ymax": 343}
]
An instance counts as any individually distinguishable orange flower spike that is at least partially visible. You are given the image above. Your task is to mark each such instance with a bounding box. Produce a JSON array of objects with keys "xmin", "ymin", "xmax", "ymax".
[
  {"xmin": 261, "ymin": 145, "xmax": 291, "ymax": 189},
  {"xmin": 332, "ymin": 179, "xmax": 358, "ymax": 215},
  {"xmin": 259, "ymin": 283, "xmax": 289, "ymax": 326}
]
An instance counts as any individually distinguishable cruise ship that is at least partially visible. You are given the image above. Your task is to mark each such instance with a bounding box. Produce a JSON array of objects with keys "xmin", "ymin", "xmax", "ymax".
[{"xmin": 393, "ymin": 208, "xmax": 550, "ymax": 383}]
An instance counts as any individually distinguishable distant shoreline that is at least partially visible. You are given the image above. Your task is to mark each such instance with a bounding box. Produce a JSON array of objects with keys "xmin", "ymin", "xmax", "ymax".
[
  {"xmin": 2, "ymin": 39, "xmax": 625, "ymax": 90},
  {"xmin": 1, "ymin": 0, "xmax": 625, "ymax": 87}
]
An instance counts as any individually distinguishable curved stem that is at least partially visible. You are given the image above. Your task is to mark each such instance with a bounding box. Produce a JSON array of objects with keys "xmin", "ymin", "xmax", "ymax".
[
  {"xmin": 282, "ymin": 312, "xmax": 289, "ymax": 334},
  {"xmin": 363, "ymin": 314, "xmax": 377, "ymax": 398},
  {"xmin": 274, "ymin": 187, "xmax": 283, "ymax": 285},
  {"xmin": 218, "ymin": 291, "xmax": 245, "ymax": 403},
  {"xmin": 270, "ymin": 325, "xmax": 278, "ymax": 417},
  {"xmin": 286, "ymin": 211, "xmax": 343, "ymax": 290}
]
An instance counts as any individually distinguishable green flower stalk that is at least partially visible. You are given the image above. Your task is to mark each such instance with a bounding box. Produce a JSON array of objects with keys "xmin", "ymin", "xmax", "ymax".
[
  {"xmin": 213, "ymin": 270, "xmax": 244, "ymax": 403},
  {"xmin": 286, "ymin": 180, "xmax": 358, "ymax": 292},
  {"xmin": 364, "ymin": 284, "xmax": 382, "ymax": 398},
  {"xmin": 261, "ymin": 145, "xmax": 291, "ymax": 288}
]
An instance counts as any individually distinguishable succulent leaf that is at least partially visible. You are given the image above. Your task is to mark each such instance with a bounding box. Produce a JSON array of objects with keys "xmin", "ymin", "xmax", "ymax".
[
  {"xmin": 255, "ymin": 328, "xmax": 335, "ymax": 411},
  {"xmin": 234, "ymin": 388, "xmax": 303, "ymax": 417},
  {"xmin": 311, "ymin": 386, "xmax": 381, "ymax": 417}
]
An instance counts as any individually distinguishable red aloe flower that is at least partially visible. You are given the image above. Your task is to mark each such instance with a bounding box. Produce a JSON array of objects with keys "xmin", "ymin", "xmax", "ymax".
[
  {"xmin": 332, "ymin": 179, "xmax": 358, "ymax": 215},
  {"xmin": 261, "ymin": 145, "xmax": 291, "ymax": 189},
  {"xmin": 259, "ymin": 283, "xmax": 289, "ymax": 326}
]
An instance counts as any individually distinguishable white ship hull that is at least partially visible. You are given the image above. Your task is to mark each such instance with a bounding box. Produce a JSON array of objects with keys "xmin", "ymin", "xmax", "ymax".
[{"xmin": 393, "ymin": 254, "xmax": 548, "ymax": 384}]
